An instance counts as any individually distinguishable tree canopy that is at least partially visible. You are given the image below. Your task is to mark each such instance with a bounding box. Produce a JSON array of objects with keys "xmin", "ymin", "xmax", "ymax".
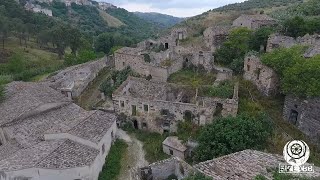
[{"xmin": 195, "ymin": 113, "xmax": 273, "ymax": 162}]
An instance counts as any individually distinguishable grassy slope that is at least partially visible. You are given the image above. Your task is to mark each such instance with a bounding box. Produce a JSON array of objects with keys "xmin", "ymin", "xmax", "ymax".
[{"xmin": 98, "ymin": 9, "xmax": 125, "ymax": 28}]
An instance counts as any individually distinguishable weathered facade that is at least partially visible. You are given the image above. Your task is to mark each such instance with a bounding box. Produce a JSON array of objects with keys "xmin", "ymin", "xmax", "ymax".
[
  {"xmin": 283, "ymin": 96, "xmax": 320, "ymax": 144},
  {"xmin": 130, "ymin": 157, "xmax": 194, "ymax": 180},
  {"xmin": 243, "ymin": 54, "xmax": 279, "ymax": 96},
  {"xmin": 158, "ymin": 27, "xmax": 189, "ymax": 50},
  {"xmin": 162, "ymin": 136, "xmax": 187, "ymax": 160},
  {"xmin": 0, "ymin": 82, "xmax": 117, "ymax": 180},
  {"xmin": 267, "ymin": 33, "xmax": 320, "ymax": 57},
  {"xmin": 203, "ymin": 26, "xmax": 230, "ymax": 52},
  {"xmin": 233, "ymin": 14, "xmax": 277, "ymax": 30},
  {"xmin": 112, "ymin": 77, "xmax": 238, "ymax": 134},
  {"xmin": 47, "ymin": 57, "xmax": 109, "ymax": 99}
]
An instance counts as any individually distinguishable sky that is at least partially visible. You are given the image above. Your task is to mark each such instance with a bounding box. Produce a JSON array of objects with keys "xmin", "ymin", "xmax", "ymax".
[{"xmin": 98, "ymin": 0, "xmax": 247, "ymax": 17}]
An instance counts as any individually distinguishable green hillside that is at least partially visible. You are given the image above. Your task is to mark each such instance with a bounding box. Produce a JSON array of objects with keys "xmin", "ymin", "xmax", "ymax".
[{"xmin": 134, "ymin": 12, "xmax": 184, "ymax": 29}]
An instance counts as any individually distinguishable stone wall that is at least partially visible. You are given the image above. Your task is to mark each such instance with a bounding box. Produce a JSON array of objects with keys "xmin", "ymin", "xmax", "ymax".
[
  {"xmin": 233, "ymin": 15, "xmax": 277, "ymax": 30},
  {"xmin": 112, "ymin": 77, "xmax": 239, "ymax": 134},
  {"xmin": 243, "ymin": 55, "xmax": 279, "ymax": 96},
  {"xmin": 163, "ymin": 145, "xmax": 186, "ymax": 160},
  {"xmin": 283, "ymin": 96, "xmax": 320, "ymax": 144},
  {"xmin": 203, "ymin": 26, "xmax": 230, "ymax": 52}
]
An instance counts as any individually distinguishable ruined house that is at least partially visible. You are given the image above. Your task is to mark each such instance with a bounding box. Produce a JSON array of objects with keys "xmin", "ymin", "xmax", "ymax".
[
  {"xmin": 158, "ymin": 27, "xmax": 189, "ymax": 50},
  {"xmin": 194, "ymin": 150, "xmax": 320, "ymax": 180},
  {"xmin": 0, "ymin": 82, "xmax": 117, "ymax": 180},
  {"xmin": 112, "ymin": 77, "xmax": 238, "ymax": 134},
  {"xmin": 203, "ymin": 26, "xmax": 230, "ymax": 52},
  {"xmin": 267, "ymin": 33, "xmax": 320, "ymax": 57},
  {"xmin": 163, "ymin": 136, "xmax": 187, "ymax": 160},
  {"xmin": 243, "ymin": 54, "xmax": 279, "ymax": 96},
  {"xmin": 233, "ymin": 14, "xmax": 277, "ymax": 30},
  {"xmin": 283, "ymin": 96, "xmax": 320, "ymax": 144},
  {"xmin": 47, "ymin": 58, "xmax": 108, "ymax": 99},
  {"xmin": 131, "ymin": 157, "xmax": 194, "ymax": 180}
]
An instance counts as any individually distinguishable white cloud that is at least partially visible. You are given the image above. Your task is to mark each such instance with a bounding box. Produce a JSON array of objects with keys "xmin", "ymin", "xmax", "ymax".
[{"xmin": 98, "ymin": 0, "xmax": 247, "ymax": 17}]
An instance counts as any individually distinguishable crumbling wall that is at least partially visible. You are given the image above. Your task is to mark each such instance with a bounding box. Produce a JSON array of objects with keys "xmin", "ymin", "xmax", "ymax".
[
  {"xmin": 243, "ymin": 55, "xmax": 279, "ymax": 96},
  {"xmin": 204, "ymin": 26, "xmax": 230, "ymax": 52},
  {"xmin": 283, "ymin": 96, "xmax": 320, "ymax": 144}
]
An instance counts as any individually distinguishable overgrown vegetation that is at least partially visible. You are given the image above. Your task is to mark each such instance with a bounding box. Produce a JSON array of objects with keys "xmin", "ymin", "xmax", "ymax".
[
  {"xmin": 168, "ymin": 69, "xmax": 216, "ymax": 86},
  {"xmin": 124, "ymin": 125, "xmax": 170, "ymax": 163},
  {"xmin": 199, "ymin": 80, "xmax": 234, "ymax": 99},
  {"xmin": 195, "ymin": 113, "xmax": 273, "ymax": 162},
  {"xmin": 184, "ymin": 172, "xmax": 213, "ymax": 180},
  {"xmin": 261, "ymin": 46, "xmax": 320, "ymax": 98},
  {"xmin": 176, "ymin": 121, "xmax": 201, "ymax": 142},
  {"xmin": 100, "ymin": 67, "xmax": 133, "ymax": 97},
  {"xmin": 98, "ymin": 140, "xmax": 128, "ymax": 180},
  {"xmin": 255, "ymin": 170, "xmax": 317, "ymax": 180},
  {"xmin": 94, "ymin": 32, "xmax": 133, "ymax": 54}
]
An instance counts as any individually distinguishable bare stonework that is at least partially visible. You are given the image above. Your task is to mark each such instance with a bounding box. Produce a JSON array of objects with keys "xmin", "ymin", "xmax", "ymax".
[
  {"xmin": 232, "ymin": 14, "xmax": 277, "ymax": 30},
  {"xmin": 112, "ymin": 77, "xmax": 238, "ymax": 134},
  {"xmin": 203, "ymin": 26, "xmax": 230, "ymax": 52},
  {"xmin": 47, "ymin": 57, "xmax": 109, "ymax": 99},
  {"xmin": 283, "ymin": 95, "xmax": 320, "ymax": 145},
  {"xmin": 267, "ymin": 33, "xmax": 320, "ymax": 58},
  {"xmin": 243, "ymin": 54, "xmax": 279, "ymax": 96}
]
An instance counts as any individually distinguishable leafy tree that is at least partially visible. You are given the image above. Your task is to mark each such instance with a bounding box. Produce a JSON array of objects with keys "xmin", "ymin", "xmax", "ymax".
[
  {"xmin": 67, "ymin": 27, "xmax": 82, "ymax": 55},
  {"xmin": 94, "ymin": 33, "xmax": 133, "ymax": 54},
  {"xmin": 50, "ymin": 24, "xmax": 69, "ymax": 59},
  {"xmin": 195, "ymin": 113, "xmax": 273, "ymax": 162},
  {"xmin": 261, "ymin": 46, "xmax": 305, "ymax": 77},
  {"xmin": 249, "ymin": 27, "xmax": 275, "ymax": 52},
  {"xmin": 283, "ymin": 16, "xmax": 307, "ymax": 38},
  {"xmin": 215, "ymin": 27, "xmax": 252, "ymax": 74},
  {"xmin": 282, "ymin": 56, "xmax": 320, "ymax": 98}
]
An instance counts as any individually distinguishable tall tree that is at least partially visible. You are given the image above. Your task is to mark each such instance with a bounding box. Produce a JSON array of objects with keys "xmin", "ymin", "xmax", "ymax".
[
  {"xmin": 0, "ymin": 17, "xmax": 9, "ymax": 49},
  {"xmin": 50, "ymin": 24, "xmax": 69, "ymax": 59},
  {"xmin": 67, "ymin": 27, "xmax": 82, "ymax": 55}
]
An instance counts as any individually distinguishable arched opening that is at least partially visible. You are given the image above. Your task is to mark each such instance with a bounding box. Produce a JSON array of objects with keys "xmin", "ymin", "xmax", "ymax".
[
  {"xmin": 184, "ymin": 111, "xmax": 193, "ymax": 122},
  {"xmin": 133, "ymin": 119, "xmax": 139, "ymax": 129}
]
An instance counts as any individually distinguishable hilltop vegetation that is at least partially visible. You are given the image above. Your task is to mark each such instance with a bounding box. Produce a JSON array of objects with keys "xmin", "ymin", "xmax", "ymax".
[
  {"xmin": 134, "ymin": 12, "xmax": 184, "ymax": 29},
  {"xmin": 211, "ymin": 0, "xmax": 303, "ymax": 12}
]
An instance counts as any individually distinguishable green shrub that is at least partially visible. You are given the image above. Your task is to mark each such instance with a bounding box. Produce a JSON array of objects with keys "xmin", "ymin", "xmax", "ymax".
[{"xmin": 199, "ymin": 80, "xmax": 234, "ymax": 99}]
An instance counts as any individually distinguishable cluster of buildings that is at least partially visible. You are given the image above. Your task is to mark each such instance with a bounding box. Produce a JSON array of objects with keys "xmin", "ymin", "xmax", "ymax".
[{"xmin": 25, "ymin": 1, "xmax": 53, "ymax": 16}]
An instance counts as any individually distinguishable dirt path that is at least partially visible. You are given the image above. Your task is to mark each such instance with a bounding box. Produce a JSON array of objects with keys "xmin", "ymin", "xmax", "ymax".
[{"xmin": 117, "ymin": 129, "xmax": 149, "ymax": 180}]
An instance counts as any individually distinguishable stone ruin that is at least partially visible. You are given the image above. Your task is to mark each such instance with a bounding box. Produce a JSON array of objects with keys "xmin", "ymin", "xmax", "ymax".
[
  {"xmin": 243, "ymin": 54, "xmax": 279, "ymax": 96},
  {"xmin": 283, "ymin": 96, "xmax": 320, "ymax": 145},
  {"xmin": 267, "ymin": 33, "xmax": 320, "ymax": 58},
  {"xmin": 112, "ymin": 77, "xmax": 239, "ymax": 134},
  {"xmin": 203, "ymin": 26, "xmax": 230, "ymax": 52},
  {"xmin": 232, "ymin": 14, "xmax": 277, "ymax": 30},
  {"xmin": 47, "ymin": 57, "xmax": 110, "ymax": 99},
  {"xmin": 130, "ymin": 157, "xmax": 194, "ymax": 180}
]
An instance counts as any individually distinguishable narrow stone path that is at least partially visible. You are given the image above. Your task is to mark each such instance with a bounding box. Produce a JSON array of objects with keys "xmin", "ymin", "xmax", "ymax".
[{"xmin": 117, "ymin": 129, "xmax": 149, "ymax": 180}]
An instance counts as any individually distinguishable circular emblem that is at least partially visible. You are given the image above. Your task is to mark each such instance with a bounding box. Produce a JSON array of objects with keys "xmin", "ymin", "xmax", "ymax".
[{"xmin": 283, "ymin": 140, "xmax": 310, "ymax": 166}]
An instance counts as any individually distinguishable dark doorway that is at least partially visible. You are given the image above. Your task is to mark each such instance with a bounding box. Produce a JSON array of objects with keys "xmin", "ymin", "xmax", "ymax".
[
  {"xmin": 256, "ymin": 68, "xmax": 261, "ymax": 80},
  {"xmin": 133, "ymin": 119, "xmax": 139, "ymax": 129},
  {"xmin": 132, "ymin": 105, "xmax": 137, "ymax": 116},
  {"xmin": 165, "ymin": 43, "xmax": 169, "ymax": 49},
  {"xmin": 184, "ymin": 111, "xmax": 193, "ymax": 122},
  {"xmin": 214, "ymin": 103, "xmax": 223, "ymax": 117},
  {"xmin": 289, "ymin": 110, "xmax": 299, "ymax": 125}
]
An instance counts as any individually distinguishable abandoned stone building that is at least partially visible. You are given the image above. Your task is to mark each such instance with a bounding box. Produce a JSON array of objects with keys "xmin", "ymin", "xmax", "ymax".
[
  {"xmin": 47, "ymin": 58, "xmax": 108, "ymax": 99},
  {"xmin": 267, "ymin": 33, "xmax": 320, "ymax": 57},
  {"xmin": 163, "ymin": 136, "xmax": 187, "ymax": 160},
  {"xmin": 233, "ymin": 14, "xmax": 277, "ymax": 30},
  {"xmin": 203, "ymin": 26, "xmax": 230, "ymax": 52},
  {"xmin": 283, "ymin": 96, "xmax": 320, "ymax": 144},
  {"xmin": 0, "ymin": 81, "xmax": 117, "ymax": 180},
  {"xmin": 115, "ymin": 45, "xmax": 214, "ymax": 82},
  {"xmin": 131, "ymin": 157, "xmax": 194, "ymax": 180},
  {"xmin": 158, "ymin": 27, "xmax": 189, "ymax": 49},
  {"xmin": 243, "ymin": 54, "xmax": 279, "ymax": 96},
  {"xmin": 112, "ymin": 77, "xmax": 238, "ymax": 134}
]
